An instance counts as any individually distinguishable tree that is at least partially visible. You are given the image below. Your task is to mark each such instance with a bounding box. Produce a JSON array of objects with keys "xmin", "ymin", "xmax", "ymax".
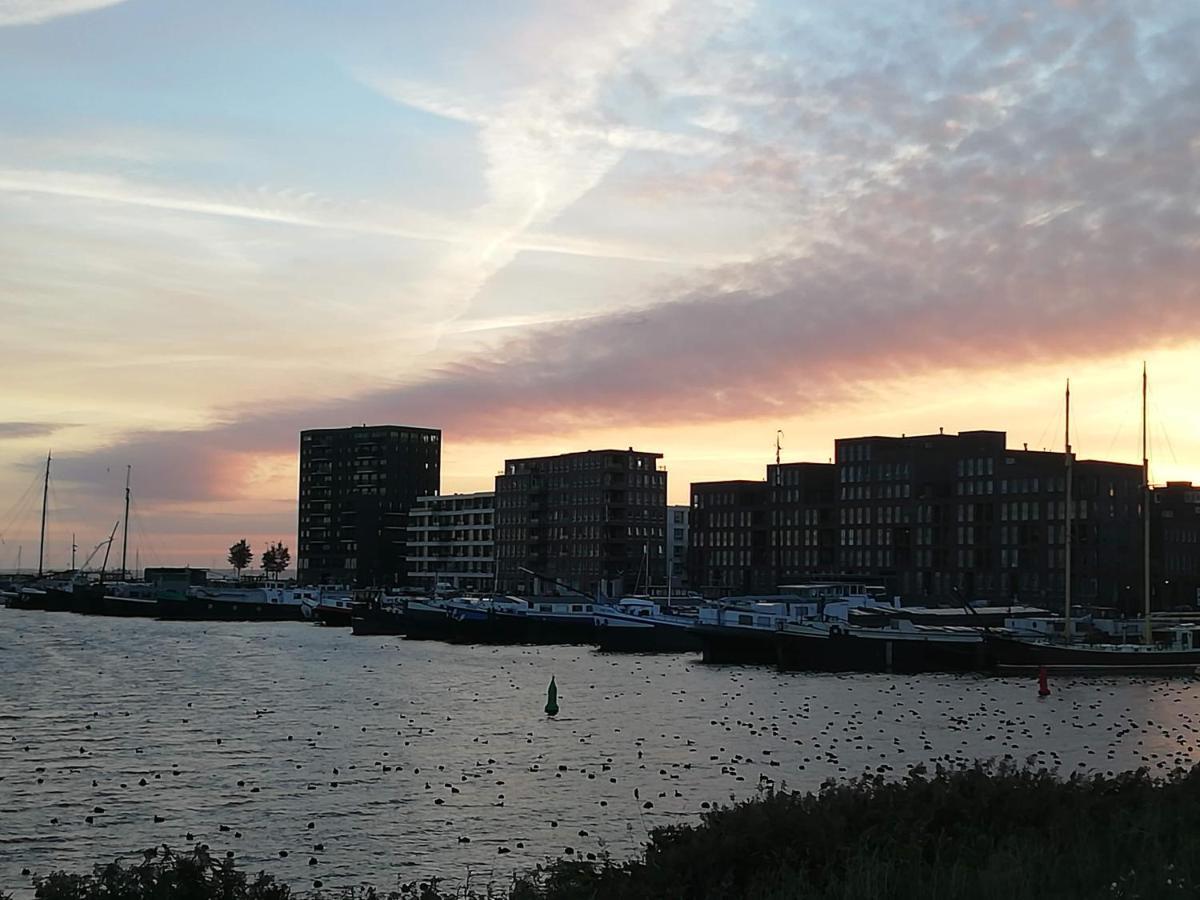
[
  {"xmin": 260, "ymin": 541, "xmax": 290, "ymax": 580},
  {"xmin": 227, "ymin": 539, "xmax": 252, "ymax": 581}
]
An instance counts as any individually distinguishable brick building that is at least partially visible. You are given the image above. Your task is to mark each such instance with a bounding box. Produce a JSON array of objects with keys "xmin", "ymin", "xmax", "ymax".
[
  {"xmin": 494, "ymin": 449, "xmax": 666, "ymax": 598},
  {"xmin": 1151, "ymin": 481, "xmax": 1200, "ymax": 610}
]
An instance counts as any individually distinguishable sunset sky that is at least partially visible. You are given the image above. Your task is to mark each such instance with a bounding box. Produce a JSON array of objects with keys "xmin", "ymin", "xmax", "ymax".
[{"xmin": 1, "ymin": 0, "xmax": 1197, "ymax": 571}]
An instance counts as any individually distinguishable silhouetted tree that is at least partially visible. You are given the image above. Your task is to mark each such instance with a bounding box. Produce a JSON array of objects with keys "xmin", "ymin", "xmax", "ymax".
[
  {"xmin": 227, "ymin": 539, "xmax": 252, "ymax": 581},
  {"xmin": 260, "ymin": 541, "xmax": 290, "ymax": 580}
]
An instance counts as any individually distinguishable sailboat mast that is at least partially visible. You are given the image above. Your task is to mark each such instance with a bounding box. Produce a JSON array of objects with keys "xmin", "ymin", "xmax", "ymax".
[
  {"xmin": 1142, "ymin": 363, "xmax": 1152, "ymax": 645},
  {"xmin": 1064, "ymin": 379, "xmax": 1072, "ymax": 643},
  {"xmin": 121, "ymin": 465, "xmax": 131, "ymax": 579},
  {"xmin": 37, "ymin": 450, "xmax": 50, "ymax": 577},
  {"xmin": 99, "ymin": 520, "xmax": 119, "ymax": 586}
]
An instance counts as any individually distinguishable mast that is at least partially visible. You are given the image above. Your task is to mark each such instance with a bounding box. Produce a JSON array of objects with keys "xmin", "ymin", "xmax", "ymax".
[
  {"xmin": 1064, "ymin": 379, "xmax": 1072, "ymax": 643},
  {"xmin": 37, "ymin": 450, "xmax": 50, "ymax": 577},
  {"xmin": 121, "ymin": 465, "xmax": 131, "ymax": 580},
  {"xmin": 99, "ymin": 520, "xmax": 119, "ymax": 586},
  {"xmin": 1142, "ymin": 363, "xmax": 1152, "ymax": 645},
  {"xmin": 72, "ymin": 533, "xmax": 77, "ymax": 572}
]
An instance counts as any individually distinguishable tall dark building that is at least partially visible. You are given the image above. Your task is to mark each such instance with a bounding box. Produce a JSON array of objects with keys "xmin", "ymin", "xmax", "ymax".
[
  {"xmin": 297, "ymin": 425, "xmax": 441, "ymax": 587},
  {"xmin": 1151, "ymin": 481, "xmax": 1200, "ymax": 610},
  {"xmin": 832, "ymin": 430, "xmax": 1142, "ymax": 607},
  {"xmin": 687, "ymin": 480, "xmax": 770, "ymax": 595},
  {"xmin": 494, "ymin": 449, "xmax": 666, "ymax": 598},
  {"xmin": 767, "ymin": 462, "xmax": 838, "ymax": 584},
  {"xmin": 687, "ymin": 430, "xmax": 1159, "ymax": 607}
]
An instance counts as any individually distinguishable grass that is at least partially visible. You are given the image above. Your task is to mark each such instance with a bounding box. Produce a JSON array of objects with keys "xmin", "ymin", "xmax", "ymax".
[{"xmin": 19, "ymin": 761, "xmax": 1200, "ymax": 900}]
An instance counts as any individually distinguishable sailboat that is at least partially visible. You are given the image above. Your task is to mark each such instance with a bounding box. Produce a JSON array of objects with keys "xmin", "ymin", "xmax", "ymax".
[{"xmin": 987, "ymin": 367, "xmax": 1200, "ymax": 674}]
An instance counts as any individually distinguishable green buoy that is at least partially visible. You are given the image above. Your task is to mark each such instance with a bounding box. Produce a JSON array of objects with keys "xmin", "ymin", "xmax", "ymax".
[{"xmin": 545, "ymin": 676, "xmax": 559, "ymax": 717}]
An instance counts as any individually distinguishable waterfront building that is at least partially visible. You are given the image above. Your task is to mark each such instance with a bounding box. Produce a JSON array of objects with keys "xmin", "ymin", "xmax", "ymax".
[
  {"xmin": 767, "ymin": 462, "xmax": 838, "ymax": 585},
  {"xmin": 297, "ymin": 425, "xmax": 441, "ymax": 587},
  {"xmin": 832, "ymin": 430, "xmax": 1142, "ymax": 607},
  {"xmin": 1151, "ymin": 481, "xmax": 1200, "ymax": 609},
  {"xmin": 405, "ymin": 491, "xmax": 495, "ymax": 593},
  {"xmin": 687, "ymin": 480, "xmax": 771, "ymax": 595},
  {"xmin": 494, "ymin": 448, "xmax": 667, "ymax": 598},
  {"xmin": 685, "ymin": 429, "xmax": 1187, "ymax": 608},
  {"xmin": 666, "ymin": 505, "xmax": 689, "ymax": 592}
]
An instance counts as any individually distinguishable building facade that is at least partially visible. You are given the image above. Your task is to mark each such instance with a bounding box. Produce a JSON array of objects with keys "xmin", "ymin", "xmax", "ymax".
[
  {"xmin": 687, "ymin": 480, "xmax": 771, "ymax": 596},
  {"xmin": 405, "ymin": 492, "xmax": 495, "ymax": 593},
  {"xmin": 686, "ymin": 430, "xmax": 1180, "ymax": 608},
  {"xmin": 832, "ymin": 431, "xmax": 1142, "ymax": 607},
  {"xmin": 767, "ymin": 462, "xmax": 838, "ymax": 585},
  {"xmin": 666, "ymin": 505, "xmax": 690, "ymax": 592},
  {"xmin": 494, "ymin": 449, "xmax": 666, "ymax": 598},
  {"xmin": 1151, "ymin": 481, "xmax": 1200, "ymax": 610},
  {"xmin": 297, "ymin": 425, "xmax": 441, "ymax": 587}
]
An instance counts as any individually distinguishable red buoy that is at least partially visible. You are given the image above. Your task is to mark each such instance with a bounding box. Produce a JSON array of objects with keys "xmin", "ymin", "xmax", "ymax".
[{"xmin": 1037, "ymin": 665, "xmax": 1050, "ymax": 697}]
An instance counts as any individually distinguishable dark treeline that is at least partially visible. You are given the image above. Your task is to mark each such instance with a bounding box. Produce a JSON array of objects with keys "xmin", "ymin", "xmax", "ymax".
[{"xmin": 13, "ymin": 761, "xmax": 1200, "ymax": 900}]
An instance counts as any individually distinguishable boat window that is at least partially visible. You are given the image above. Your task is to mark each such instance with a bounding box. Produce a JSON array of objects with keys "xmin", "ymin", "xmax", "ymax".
[
  {"xmin": 738, "ymin": 614, "xmax": 753, "ymax": 626},
  {"xmin": 638, "ymin": 609, "xmax": 651, "ymax": 617},
  {"xmin": 571, "ymin": 604, "xmax": 583, "ymax": 612},
  {"xmin": 539, "ymin": 604, "xmax": 553, "ymax": 612}
]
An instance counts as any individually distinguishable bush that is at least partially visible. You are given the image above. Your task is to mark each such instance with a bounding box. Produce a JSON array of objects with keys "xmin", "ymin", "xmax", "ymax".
[
  {"xmin": 32, "ymin": 845, "xmax": 290, "ymax": 900},
  {"xmin": 26, "ymin": 763, "xmax": 1200, "ymax": 900},
  {"xmin": 508, "ymin": 760, "xmax": 1200, "ymax": 900}
]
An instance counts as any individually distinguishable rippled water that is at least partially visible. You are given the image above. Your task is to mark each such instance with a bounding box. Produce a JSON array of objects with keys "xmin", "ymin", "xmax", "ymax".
[{"xmin": 3, "ymin": 609, "xmax": 1200, "ymax": 896}]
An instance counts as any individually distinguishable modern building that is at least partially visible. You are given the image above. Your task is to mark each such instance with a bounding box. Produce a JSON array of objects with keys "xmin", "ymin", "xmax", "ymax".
[
  {"xmin": 494, "ymin": 448, "xmax": 666, "ymax": 598},
  {"xmin": 687, "ymin": 480, "xmax": 771, "ymax": 596},
  {"xmin": 297, "ymin": 425, "xmax": 441, "ymax": 587},
  {"xmin": 767, "ymin": 462, "xmax": 837, "ymax": 585},
  {"xmin": 405, "ymin": 491, "xmax": 495, "ymax": 593},
  {"xmin": 666, "ymin": 505, "xmax": 690, "ymax": 592},
  {"xmin": 832, "ymin": 430, "xmax": 1142, "ymax": 607},
  {"xmin": 686, "ymin": 429, "xmax": 1169, "ymax": 608},
  {"xmin": 1151, "ymin": 481, "xmax": 1200, "ymax": 609}
]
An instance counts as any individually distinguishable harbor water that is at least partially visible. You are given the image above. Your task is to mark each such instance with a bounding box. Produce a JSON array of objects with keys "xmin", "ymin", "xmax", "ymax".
[{"xmin": 3, "ymin": 609, "xmax": 1200, "ymax": 895}]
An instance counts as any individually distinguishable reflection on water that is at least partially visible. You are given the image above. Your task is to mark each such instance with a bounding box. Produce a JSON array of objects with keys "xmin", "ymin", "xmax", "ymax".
[{"xmin": 2, "ymin": 609, "xmax": 1199, "ymax": 894}]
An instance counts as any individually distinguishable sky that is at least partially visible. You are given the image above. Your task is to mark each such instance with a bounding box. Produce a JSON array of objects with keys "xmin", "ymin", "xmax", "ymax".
[{"xmin": 0, "ymin": 0, "xmax": 1197, "ymax": 571}]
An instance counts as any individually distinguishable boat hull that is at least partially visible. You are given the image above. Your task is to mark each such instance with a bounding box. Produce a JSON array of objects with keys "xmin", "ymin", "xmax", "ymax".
[
  {"xmin": 693, "ymin": 625, "xmax": 777, "ymax": 665},
  {"xmin": 776, "ymin": 628, "xmax": 986, "ymax": 674},
  {"xmin": 986, "ymin": 634, "xmax": 1200, "ymax": 674},
  {"xmin": 97, "ymin": 595, "xmax": 159, "ymax": 618},
  {"xmin": 155, "ymin": 596, "xmax": 305, "ymax": 622},
  {"xmin": 402, "ymin": 605, "xmax": 595, "ymax": 645},
  {"xmin": 446, "ymin": 611, "xmax": 595, "ymax": 645},
  {"xmin": 314, "ymin": 606, "xmax": 353, "ymax": 627},
  {"xmin": 595, "ymin": 621, "xmax": 702, "ymax": 653},
  {"xmin": 351, "ymin": 605, "xmax": 406, "ymax": 636}
]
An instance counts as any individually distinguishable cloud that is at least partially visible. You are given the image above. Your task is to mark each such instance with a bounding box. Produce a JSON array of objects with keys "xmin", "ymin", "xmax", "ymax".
[
  {"xmin": 55, "ymin": 1, "xmax": 1200, "ymax": 509},
  {"xmin": 0, "ymin": 0, "xmax": 127, "ymax": 26},
  {"xmin": 0, "ymin": 422, "xmax": 67, "ymax": 439}
]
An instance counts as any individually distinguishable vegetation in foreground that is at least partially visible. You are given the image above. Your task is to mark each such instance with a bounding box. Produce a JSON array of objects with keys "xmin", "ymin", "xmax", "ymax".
[{"xmin": 15, "ymin": 761, "xmax": 1200, "ymax": 900}]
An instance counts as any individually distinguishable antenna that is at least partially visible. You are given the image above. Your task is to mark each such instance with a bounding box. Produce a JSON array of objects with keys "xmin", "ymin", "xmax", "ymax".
[{"xmin": 775, "ymin": 430, "xmax": 783, "ymax": 466}]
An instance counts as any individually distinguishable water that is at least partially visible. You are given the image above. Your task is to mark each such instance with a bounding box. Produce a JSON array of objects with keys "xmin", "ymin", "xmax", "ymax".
[{"xmin": 3, "ymin": 610, "xmax": 1200, "ymax": 896}]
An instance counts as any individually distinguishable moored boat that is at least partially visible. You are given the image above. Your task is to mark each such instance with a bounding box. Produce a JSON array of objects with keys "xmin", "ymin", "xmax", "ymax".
[
  {"xmin": 693, "ymin": 584, "xmax": 897, "ymax": 665},
  {"xmin": 351, "ymin": 600, "xmax": 407, "ymax": 636},
  {"xmin": 593, "ymin": 597, "xmax": 702, "ymax": 653},
  {"xmin": 442, "ymin": 596, "xmax": 597, "ymax": 645},
  {"xmin": 300, "ymin": 590, "xmax": 357, "ymax": 626},
  {"xmin": 155, "ymin": 585, "xmax": 310, "ymax": 621},
  {"xmin": 775, "ymin": 619, "xmax": 986, "ymax": 674}
]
